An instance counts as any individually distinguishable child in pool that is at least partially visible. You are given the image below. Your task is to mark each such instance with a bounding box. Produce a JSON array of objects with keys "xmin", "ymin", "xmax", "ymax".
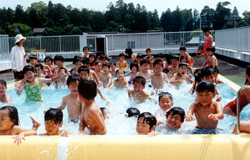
[
  {"xmin": 56, "ymin": 75, "xmax": 82, "ymax": 122},
  {"xmin": 99, "ymin": 63, "xmax": 112, "ymax": 88},
  {"xmin": 126, "ymin": 108, "xmax": 140, "ymax": 118},
  {"xmin": 56, "ymin": 67, "xmax": 68, "ymax": 87},
  {"xmin": 151, "ymin": 60, "xmax": 169, "ymax": 90},
  {"xmin": 163, "ymin": 68, "xmax": 173, "ymax": 80},
  {"xmin": 29, "ymin": 55, "xmax": 39, "ymax": 67},
  {"xmin": 72, "ymin": 55, "xmax": 83, "ymax": 69},
  {"xmin": 213, "ymin": 66, "xmax": 222, "ymax": 84},
  {"xmin": 0, "ymin": 106, "xmax": 38, "ymax": 144},
  {"xmin": 15, "ymin": 65, "xmax": 64, "ymax": 102},
  {"xmin": 201, "ymin": 66, "xmax": 222, "ymax": 101},
  {"xmin": 95, "ymin": 61, "xmax": 103, "ymax": 78},
  {"xmin": 136, "ymin": 53, "xmax": 143, "ymax": 67},
  {"xmin": 136, "ymin": 112, "xmax": 157, "ymax": 135},
  {"xmin": 180, "ymin": 55, "xmax": 188, "ymax": 63},
  {"xmin": 147, "ymin": 56, "xmax": 154, "ymax": 70},
  {"xmin": 223, "ymin": 65, "xmax": 250, "ymax": 116},
  {"xmin": 190, "ymin": 69, "xmax": 202, "ymax": 94},
  {"xmin": 128, "ymin": 76, "xmax": 151, "ymax": 103},
  {"xmin": 83, "ymin": 60, "xmax": 101, "ymax": 86},
  {"xmin": 170, "ymin": 62, "xmax": 193, "ymax": 85},
  {"xmin": 203, "ymin": 47, "xmax": 218, "ymax": 68},
  {"xmin": 109, "ymin": 62, "xmax": 117, "ymax": 77},
  {"xmin": 196, "ymin": 45, "xmax": 206, "ymax": 67},
  {"xmin": 44, "ymin": 56, "xmax": 55, "ymax": 78},
  {"xmin": 70, "ymin": 68, "xmax": 78, "ymax": 75},
  {"xmin": 146, "ymin": 48, "xmax": 151, "ymax": 57},
  {"xmin": 156, "ymin": 53, "xmax": 166, "ymax": 66},
  {"xmin": 88, "ymin": 53, "xmax": 96, "ymax": 70},
  {"xmin": 35, "ymin": 64, "xmax": 45, "ymax": 78},
  {"xmin": 100, "ymin": 107, "xmax": 111, "ymax": 119},
  {"xmin": 155, "ymin": 92, "xmax": 173, "ymax": 125},
  {"xmin": 79, "ymin": 79, "xmax": 107, "ymax": 135},
  {"xmin": 41, "ymin": 108, "xmax": 70, "ymax": 136},
  {"xmin": 52, "ymin": 55, "xmax": 69, "ymax": 76},
  {"xmin": 109, "ymin": 69, "xmax": 129, "ymax": 90},
  {"xmin": 179, "ymin": 46, "xmax": 193, "ymax": 68},
  {"xmin": 125, "ymin": 62, "xmax": 139, "ymax": 84},
  {"xmin": 169, "ymin": 55, "xmax": 179, "ymax": 75},
  {"xmin": 138, "ymin": 59, "xmax": 153, "ymax": 80},
  {"xmin": 0, "ymin": 80, "xmax": 11, "ymax": 105},
  {"xmin": 117, "ymin": 53, "xmax": 128, "ymax": 70},
  {"xmin": 186, "ymin": 80, "xmax": 224, "ymax": 130}
]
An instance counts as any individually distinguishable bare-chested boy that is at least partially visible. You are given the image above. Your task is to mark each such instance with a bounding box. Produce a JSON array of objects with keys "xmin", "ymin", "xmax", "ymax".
[
  {"xmin": 56, "ymin": 75, "xmax": 82, "ymax": 122},
  {"xmin": 117, "ymin": 53, "xmax": 128, "ymax": 70},
  {"xmin": 79, "ymin": 79, "xmax": 107, "ymax": 135},
  {"xmin": 169, "ymin": 55, "xmax": 179, "ymax": 75},
  {"xmin": 99, "ymin": 63, "xmax": 112, "ymax": 88},
  {"xmin": 151, "ymin": 60, "xmax": 169, "ymax": 90},
  {"xmin": 109, "ymin": 69, "xmax": 129, "ymax": 90},
  {"xmin": 170, "ymin": 62, "xmax": 193, "ymax": 85},
  {"xmin": 203, "ymin": 46, "xmax": 218, "ymax": 68},
  {"xmin": 186, "ymin": 80, "xmax": 224, "ymax": 130},
  {"xmin": 128, "ymin": 76, "xmax": 151, "ymax": 103},
  {"xmin": 138, "ymin": 59, "xmax": 153, "ymax": 80},
  {"xmin": 95, "ymin": 61, "xmax": 103, "ymax": 78}
]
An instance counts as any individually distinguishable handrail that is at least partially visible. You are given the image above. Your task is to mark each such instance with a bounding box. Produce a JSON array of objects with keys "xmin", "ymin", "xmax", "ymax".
[{"xmin": 236, "ymin": 86, "xmax": 250, "ymax": 134}]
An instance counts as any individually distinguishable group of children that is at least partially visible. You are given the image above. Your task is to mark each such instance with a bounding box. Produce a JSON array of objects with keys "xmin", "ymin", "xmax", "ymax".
[{"xmin": 1, "ymin": 27, "xmax": 250, "ymax": 142}]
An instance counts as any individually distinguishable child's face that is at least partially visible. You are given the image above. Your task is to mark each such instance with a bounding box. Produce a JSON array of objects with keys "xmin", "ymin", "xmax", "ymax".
[
  {"xmin": 167, "ymin": 70, "xmax": 173, "ymax": 78},
  {"xmin": 59, "ymin": 69, "xmax": 66, "ymax": 76},
  {"xmin": 197, "ymin": 91, "xmax": 215, "ymax": 106},
  {"xmin": 179, "ymin": 50, "xmax": 185, "ymax": 54},
  {"xmin": 101, "ymin": 59, "xmax": 105, "ymax": 64},
  {"xmin": 199, "ymin": 48, "xmax": 204, "ymax": 54},
  {"xmin": 45, "ymin": 59, "xmax": 52, "ymax": 66},
  {"xmin": 131, "ymin": 66, "xmax": 138, "ymax": 73},
  {"xmin": 0, "ymin": 83, "xmax": 7, "ymax": 96},
  {"xmin": 89, "ymin": 56, "xmax": 95, "ymax": 62},
  {"xmin": 79, "ymin": 71, "xmax": 90, "ymax": 80},
  {"xmin": 55, "ymin": 61, "xmax": 64, "ymax": 68},
  {"xmin": 110, "ymin": 64, "xmax": 115, "ymax": 70},
  {"xmin": 96, "ymin": 63, "xmax": 102, "ymax": 71},
  {"xmin": 24, "ymin": 71, "xmax": 36, "ymax": 82},
  {"xmin": 203, "ymin": 31, "xmax": 209, "ymax": 36},
  {"xmin": 83, "ymin": 49, "xmax": 89, "ymax": 56},
  {"xmin": 45, "ymin": 120, "xmax": 62, "ymax": 135},
  {"xmin": 68, "ymin": 81, "xmax": 80, "ymax": 95},
  {"xmin": 137, "ymin": 58, "xmax": 142, "ymax": 63},
  {"xmin": 71, "ymin": 70, "xmax": 78, "ymax": 75},
  {"xmin": 133, "ymin": 81, "xmax": 145, "ymax": 93},
  {"xmin": 178, "ymin": 66, "xmax": 187, "ymax": 75},
  {"xmin": 166, "ymin": 113, "xmax": 183, "ymax": 130},
  {"xmin": 159, "ymin": 96, "xmax": 173, "ymax": 111},
  {"xmin": 146, "ymin": 51, "xmax": 151, "ymax": 56},
  {"xmin": 119, "ymin": 56, "xmax": 125, "ymax": 62},
  {"xmin": 149, "ymin": 58, "xmax": 154, "ymax": 64},
  {"xmin": 36, "ymin": 67, "xmax": 42, "ymax": 75},
  {"xmin": 181, "ymin": 58, "xmax": 187, "ymax": 63},
  {"xmin": 207, "ymin": 51, "xmax": 213, "ymax": 56},
  {"xmin": 75, "ymin": 61, "xmax": 83, "ymax": 69},
  {"xmin": 203, "ymin": 74, "xmax": 215, "ymax": 83},
  {"xmin": 153, "ymin": 64, "xmax": 163, "ymax": 74},
  {"xmin": 172, "ymin": 59, "xmax": 179, "ymax": 67},
  {"xmin": 29, "ymin": 59, "xmax": 38, "ymax": 66},
  {"xmin": 102, "ymin": 109, "xmax": 110, "ymax": 119},
  {"xmin": 0, "ymin": 109, "xmax": 14, "ymax": 131},
  {"xmin": 141, "ymin": 63, "xmax": 149, "ymax": 72},
  {"xmin": 136, "ymin": 117, "xmax": 151, "ymax": 135},
  {"xmin": 102, "ymin": 66, "xmax": 109, "ymax": 73},
  {"xmin": 116, "ymin": 70, "xmax": 125, "ymax": 80}
]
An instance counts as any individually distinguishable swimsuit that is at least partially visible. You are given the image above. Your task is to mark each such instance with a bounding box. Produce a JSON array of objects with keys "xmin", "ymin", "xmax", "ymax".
[
  {"xmin": 224, "ymin": 94, "xmax": 249, "ymax": 115},
  {"xmin": 129, "ymin": 72, "xmax": 135, "ymax": 84},
  {"xmin": 204, "ymin": 35, "xmax": 212, "ymax": 55},
  {"xmin": 25, "ymin": 78, "xmax": 43, "ymax": 102}
]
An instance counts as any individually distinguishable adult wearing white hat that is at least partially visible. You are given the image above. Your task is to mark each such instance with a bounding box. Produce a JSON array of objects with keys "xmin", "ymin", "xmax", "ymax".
[{"xmin": 10, "ymin": 34, "xmax": 28, "ymax": 80}]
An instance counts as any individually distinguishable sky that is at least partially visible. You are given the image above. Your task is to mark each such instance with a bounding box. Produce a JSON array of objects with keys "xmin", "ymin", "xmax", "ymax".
[{"xmin": 1, "ymin": 0, "xmax": 249, "ymax": 17}]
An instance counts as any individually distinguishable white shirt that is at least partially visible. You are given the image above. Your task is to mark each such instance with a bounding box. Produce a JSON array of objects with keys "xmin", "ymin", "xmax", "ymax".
[{"xmin": 11, "ymin": 45, "xmax": 26, "ymax": 71}]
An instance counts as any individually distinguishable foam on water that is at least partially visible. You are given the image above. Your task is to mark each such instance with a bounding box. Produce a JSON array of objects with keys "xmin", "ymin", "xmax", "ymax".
[{"xmin": 2, "ymin": 78, "xmax": 249, "ymax": 135}]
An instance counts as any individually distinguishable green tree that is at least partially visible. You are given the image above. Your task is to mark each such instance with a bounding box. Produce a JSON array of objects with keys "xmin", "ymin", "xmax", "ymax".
[
  {"xmin": 14, "ymin": 5, "xmax": 27, "ymax": 24},
  {"xmin": 8, "ymin": 23, "xmax": 33, "ymax": 36},
  {"xmin": 182, "ymin": 9, "xmax": 193, "ymax": 31},
  {"xmin": 26, "ymin": 1, "xmax": 48, "ymax": 27},
  {"xmin": 103, "ymin": 21, "xmax": 119, "ymax": 32},
  {"xmin": 148, "ymin": 9, "xmax": 160, "ymax": 29},
  {"xmin": 193, "ymin": 9, "xmax": 200, "ymax": 30},
  {"xmin": 160, "ymin": 9, "xmax": 174, "ymax": 31},
  {"xmin": 172, "ymin": 6, "xmax": 184, "ymax": 31},
  {"xmin": 214, "ymin": 1, "xmax": 231, "ymax": 30},
  {"xmin": 201, "ymin": 6, "xmax": 215, "ymax": 29},
  {"xmin": 90, "ymin": 11, "xmax": 106, "ymax": 32}
]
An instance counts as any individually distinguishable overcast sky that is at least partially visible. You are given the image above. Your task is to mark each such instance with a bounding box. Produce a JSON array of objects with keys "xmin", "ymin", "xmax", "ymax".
[{"xmin": 1, "ymin": 0, "xmax": 249, "ymax": 16}]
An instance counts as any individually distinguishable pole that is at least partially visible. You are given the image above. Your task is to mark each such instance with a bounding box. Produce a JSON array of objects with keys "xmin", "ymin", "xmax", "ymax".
[{"xmin": 199, "ymin": 13, "xmax": 202, "ymax": 45}]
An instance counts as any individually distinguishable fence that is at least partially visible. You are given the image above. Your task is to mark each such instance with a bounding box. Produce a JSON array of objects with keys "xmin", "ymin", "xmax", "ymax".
[
  {"xmin": 0, "ymin": 35, "xmax": 9, "ymax": 61},
  {"xmin": 215, "ymin": 26, "xmax": 250, "ymax": 52}
]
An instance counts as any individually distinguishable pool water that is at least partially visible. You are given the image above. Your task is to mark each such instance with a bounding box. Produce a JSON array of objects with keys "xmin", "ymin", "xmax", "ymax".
[{"xmin": 2, "ymin": 78, "xmax": 250, "ymax": 135}]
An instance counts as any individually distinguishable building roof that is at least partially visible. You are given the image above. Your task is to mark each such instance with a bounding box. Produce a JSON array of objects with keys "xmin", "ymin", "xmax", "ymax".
[{"xmin": 33, "ymin": 28, "xmax": 46, "ymax": 33}]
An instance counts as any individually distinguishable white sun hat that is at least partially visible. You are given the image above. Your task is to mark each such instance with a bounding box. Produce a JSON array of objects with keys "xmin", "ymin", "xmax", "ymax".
[{"xmin": 15, "ymin": 34, "xmax": 26, "ymax": 43}]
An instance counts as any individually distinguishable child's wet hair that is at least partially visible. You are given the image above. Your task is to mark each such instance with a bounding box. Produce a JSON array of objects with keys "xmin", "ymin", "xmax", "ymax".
[
  {"xmin": 140, "ymin": 59, "xmax": 150, "ymax": 66},
  {"xmin": 137, "ymin": 112, "xmax": 156, "ymax": 130},
  {"xmin": 125, "ymin": 48, "xmax": 133, "ymax": 57},
  {"xmin": 83, "ymin": 46, "xmax": 89, "ymax": 51},
  {"xmin": 126, "ymin": 108, "xmax": 140, "ymax": 118},
  {"xmin": 206, "ymin": 46, "xmax": 215, "ymax": 52},
  {"xmin": 95, "ymin": 61, "xmax": 102, "ymax": 66},
  {"xmin": 54, "ymin": 55, "xmax": 64, "ymax": 62},
  {"xmin": 196, "ymin": 80, "xmax": 215, "ymax": 93},
  {"xmin": 44, "ymin": 56, "xmax": 53, "ymax": 64},
  {"xmin": 0, "ymin": 79, "xmax": 7, "ymax": 88},
  {"xmin": 109, "ymin": 61, "xmax": 116, "ymax": 66},
  {"xmin": 192, "ymin": 69, "xmax": 202, "ymax": 94},
  {"xmin": 45, "ymin": 108, "xmax": 63, "ymax": 124},
  {"xmin": 172, "ymin": 55, "xmax": 179, "ymax": 60},
  {"xmin": 102, "ymin": 63, "xmax": 110, "ymax": 68},
  {"xmin": 163, "ymin": 68, "xmax": 171, "ymax": 74},
  {"xmin": 179, "ymin": 46, "xmax": 186, "ymax": 51},
  {"xmin": 78, "ymin": 66, "xmax": 90, "ymax": 74},
  {"xmin": 119, "ymin": 53, "xmax": 126, "ymax": 57},
  {"xmin": 89, "ymin": 53, "xmax": 96, "ymax": 58},
  {"xmin": 198, "ymin": 45, "xmax": 204, "ymax": 50},
  {"xmin": 29, "ymin": 55, "xmax": 38, "ymax": 60},
  {"xmin": 158, "ymin": 92, "xmax": 173, "ymax": 102},
  {"xmin": 70, "ymin": 68, "xmax": 78, "ymax": 75},
  {"xmin": 178, "ymin": 62, "xmax": 188, "ymax": 68},
  {"xmin": 59, "ymin": 67, "xmax": 68, "ymax": 73},
  {"xmin": 213, "ymin": 66, "xmax": 219, "ymax": 74},
  {"xmin": 133, "ymin": 76, "xmax": 146, "ymax": 86},
  {"xmin": 100, "ymin": 107, "xmax": 107, "ymax": 114},
  {"xmin": 137, "ymin": 53, "xmax": 143, "ymax": 58},
  {"xmin": 157, "ymin": 53, "xmax": 164, "ymax": 58},
  {"xmin": 82, "ymin": 57, "xmax": 90, "ymax": 64},
  {"xmin": 0, "ymin": 106, "xmax": 19, "ymax": 126},
  {"xmin": 146, "ymin": 48, "xmax": 151, "ymax": 52},
  {"xmin": 116, "ymin": 69, "xmax": 125, "ymax": 75},
  {"xmin": 166, "ymin": 107, "xmax": 185, "ymax": 122},
  {"xmin": 130, "ymin": 62, "xmax": 139, "ymax": 71},
  {"xmin": 180, "ymin": 55, "xmax": 187, "ymax": 62},
  {"xmin": 66, "ymin": 75, "xmax": 81, "ymax": 86},
  {"xmin": 245, "ymin": 65, "xmax": 250, "ymax": 85},
  {"xmin": 201, "ymin": 66, "xmax": 214, "ymax": 77},
  {"xmin": 78, "ymin": 79, "xmax": 97, "ymax": 100},
  {"xmin": 153, "ymin": 59, "xmax": 164, "ymax": 67},
  {"xmin": 35, "ymin": 63, "xmax": 43, "ymax": 70},
  {"xmin": 23, "ymin": 65, "xmax": 36, "ymax": 74},
  {"xmin": 73, "ymin": 55, "xmax": 83, "ymax": 64}
]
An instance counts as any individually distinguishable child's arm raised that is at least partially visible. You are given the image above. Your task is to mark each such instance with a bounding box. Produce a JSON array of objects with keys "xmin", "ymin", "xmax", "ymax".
[
  {"xmin": 15, "ymin": 81, "xmax": 26, "ymax": 95},
  {"xmin": 89, "ymin": 108, "xmax": 107, "ymax": 135},
  {"xmin": 108, "ymin": 80, "xmax": 116, "ymax": 90},
  {"xmin": 186, "ymin": 103, "xmax": 196, "ymax": 122},
  {"xmin": 12, "ymin": 126, "xmax": 37, "ymax": 144},
  {"xmin": 38, "ymin": 74, "xmax": 65, "ymax": 84},
  {"xmin": 208, "ymin": 102, "xmax": 224, "ymax": 121}
]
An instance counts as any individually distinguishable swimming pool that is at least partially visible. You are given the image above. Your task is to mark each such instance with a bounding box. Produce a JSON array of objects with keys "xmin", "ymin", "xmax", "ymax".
[{"xmin": 1, "ymin": 75, "xmax": 250, "ymax": 160}]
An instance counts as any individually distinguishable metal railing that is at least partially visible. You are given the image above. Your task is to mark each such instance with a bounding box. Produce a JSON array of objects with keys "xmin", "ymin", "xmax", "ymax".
[
  {"xmin": 0, "ymin": 35, "xmax": 9, "ymax": 61},
  {"xmin": 236, "ymin": 86, "xmax": 250, "ymax": 134}
]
